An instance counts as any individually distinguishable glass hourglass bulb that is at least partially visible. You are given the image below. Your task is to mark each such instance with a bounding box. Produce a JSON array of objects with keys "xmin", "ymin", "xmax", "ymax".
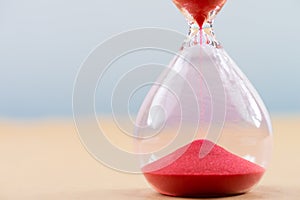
[{"xmin": 134, "ymin": 0, "xmax": 272, "ymax": 197}]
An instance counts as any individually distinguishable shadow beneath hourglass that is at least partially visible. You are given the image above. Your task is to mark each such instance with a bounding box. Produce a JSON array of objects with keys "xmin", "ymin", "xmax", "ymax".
[
  {"xmin": 29, "ymin": 185, "xmax": 299, "ymax": 200},
  {"xmin": 97, "ymin": 186, "xmax": 300, "ymax": 200}
]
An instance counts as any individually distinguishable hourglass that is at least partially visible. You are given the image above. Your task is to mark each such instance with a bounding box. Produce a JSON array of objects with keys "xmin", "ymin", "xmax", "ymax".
[{"xmin": 134, "ymin": 0, "xmax": 272, "ymax": 197}]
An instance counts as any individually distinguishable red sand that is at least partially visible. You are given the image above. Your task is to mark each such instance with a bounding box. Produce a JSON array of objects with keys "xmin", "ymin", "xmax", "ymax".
[
  {"xmin": 142, "ymin": 140, "xmax": 265, "ymax": 197},
  {"xmin": 173, "ymin": 0, "xmax": 227, "ymax": 26}
]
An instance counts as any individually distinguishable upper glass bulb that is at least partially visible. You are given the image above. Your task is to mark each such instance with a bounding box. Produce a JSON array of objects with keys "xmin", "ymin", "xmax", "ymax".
[{"xmin": 173, "ymin": 0, "xmax": 227, "ymax": 27}]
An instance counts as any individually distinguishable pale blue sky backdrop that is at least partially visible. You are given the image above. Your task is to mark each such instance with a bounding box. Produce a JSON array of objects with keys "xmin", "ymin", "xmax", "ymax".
[{"xmin": 0, "ymin": 0, "xmax": 299, "ymax": 119}]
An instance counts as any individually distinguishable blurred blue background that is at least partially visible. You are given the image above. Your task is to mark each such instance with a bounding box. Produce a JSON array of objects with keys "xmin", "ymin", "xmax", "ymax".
[{"xmin": 0, "ymin": 0, "xmax": 299, "ymax": 119}]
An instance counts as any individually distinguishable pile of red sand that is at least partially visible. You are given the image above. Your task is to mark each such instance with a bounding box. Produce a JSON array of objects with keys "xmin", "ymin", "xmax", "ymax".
[{"xmin": 142, "ymin": 140, "xmax": 265, "ymax": 197}]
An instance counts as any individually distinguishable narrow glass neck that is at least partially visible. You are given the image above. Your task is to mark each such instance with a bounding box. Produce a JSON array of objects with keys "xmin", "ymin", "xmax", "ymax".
[{"xmin": 184, "ymin": 21, "xmax": 221, "ymax": 49}]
